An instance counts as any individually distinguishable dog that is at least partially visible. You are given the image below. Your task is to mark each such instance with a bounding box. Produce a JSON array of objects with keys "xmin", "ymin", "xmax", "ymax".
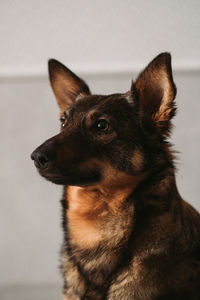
[{"xmin": 31, "ymin": 53, "xmax": 200, "ymax": 299}]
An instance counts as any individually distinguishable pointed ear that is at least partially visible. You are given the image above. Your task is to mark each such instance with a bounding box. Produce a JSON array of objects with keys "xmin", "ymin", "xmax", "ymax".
[
  {"xmin": 48, "ymin": 59, "xmax": 91, "ymax": 111},
  {"xmin": 133, "ymin": 53, "xmax": 176, "ymax": 136}
]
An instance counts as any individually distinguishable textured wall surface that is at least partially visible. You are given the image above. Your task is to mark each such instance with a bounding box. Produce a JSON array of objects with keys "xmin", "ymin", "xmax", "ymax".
[{"xmin": 0, "ymin": 0, "xmax": 200, "ymax": 293}]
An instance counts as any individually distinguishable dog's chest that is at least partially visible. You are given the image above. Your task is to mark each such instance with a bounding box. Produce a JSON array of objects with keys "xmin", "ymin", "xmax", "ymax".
[
  {"xmin": 66, "ymin": 186, "xmax": 134, "ymax": 248},
  {"xmin": 66, "ymin": 186, "xmax": 105, "ymax": 248},
  {"xmin": 64, "ymin": 186, "xmax": 135, "ymax": 292}
]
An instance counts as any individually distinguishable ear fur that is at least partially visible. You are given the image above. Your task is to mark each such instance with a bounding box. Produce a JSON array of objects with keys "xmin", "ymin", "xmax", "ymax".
[
  {"xmin": 133, "ymin": 53, "xmax": 177, "ymax": 136},
  {"xmin": 48, "ymin": 59, "xmax": 91, "ymax": 111}
]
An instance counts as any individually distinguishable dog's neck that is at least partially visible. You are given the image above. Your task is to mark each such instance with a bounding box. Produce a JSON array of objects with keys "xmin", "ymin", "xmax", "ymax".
[
  {"xmin": 65, "ymin": 172, "xmax": 146, "ymax": 249},
  {"xmin": 67, "ymin": 172, "xmax": 146, "ymax": 210},
  {"xmin": 63, "ymin": 167, "xmax": 180, "ymax": 290}
]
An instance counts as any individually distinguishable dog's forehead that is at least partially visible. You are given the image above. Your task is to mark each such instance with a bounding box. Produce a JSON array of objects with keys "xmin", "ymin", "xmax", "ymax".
[
  {"xmin": 74, "ymin": 94, "xmax": 106, "ymax": 111},
  {"xmin": 72, "ymin": 92, "xmax": 131, "ymax": 115}
]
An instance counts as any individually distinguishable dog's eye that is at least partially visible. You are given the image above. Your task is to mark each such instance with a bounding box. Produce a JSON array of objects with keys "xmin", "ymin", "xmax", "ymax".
[
  {"xmin": 60, "ymin": 111, "xmax": 67, "ymax": 128},
  {"xmin": 60, "ymin": 118, "xmax": 65, "ymax": 128},
  {"xmin": 96, "ymin": 119, "xmax": 110, "ymax": 132}
]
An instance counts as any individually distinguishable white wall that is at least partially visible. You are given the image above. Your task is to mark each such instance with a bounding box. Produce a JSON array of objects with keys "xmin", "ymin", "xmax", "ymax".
[
  {"xmin": 0, "ymin": 0, "xmax": 200, "ymax": 291},
  {"xmin": 1, "ymin": 0, "xmax": 200, "ymax": 75}
]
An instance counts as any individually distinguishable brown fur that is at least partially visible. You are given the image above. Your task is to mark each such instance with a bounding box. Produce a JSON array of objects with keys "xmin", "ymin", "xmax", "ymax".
[{"xmin": 31, "ymin": 53, "xmax": 200, "ymax": 299}]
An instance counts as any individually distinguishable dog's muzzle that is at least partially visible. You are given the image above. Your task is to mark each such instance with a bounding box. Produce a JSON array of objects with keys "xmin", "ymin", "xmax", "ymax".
[{"xmin": 31, "ymin": 137, "xmax": 57, "ymax": 170}]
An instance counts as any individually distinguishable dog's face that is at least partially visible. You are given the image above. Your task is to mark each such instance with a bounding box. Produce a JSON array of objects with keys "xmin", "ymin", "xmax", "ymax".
[{"xmin": 31, "ymin": 53, "xmax": 176, "ymax": 187}]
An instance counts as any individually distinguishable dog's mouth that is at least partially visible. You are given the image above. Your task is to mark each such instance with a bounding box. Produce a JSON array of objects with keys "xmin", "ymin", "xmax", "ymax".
[
  {"xmin": 37, "ymin": 166, "xmax": 102, "ymax": 186},
  {"xmin": 31, "ymin": 147, "xmax": 102, "ymax": 186},
  {"xmin": 40, "ymin": 173, "xmax": 68, "ymax": 185}
]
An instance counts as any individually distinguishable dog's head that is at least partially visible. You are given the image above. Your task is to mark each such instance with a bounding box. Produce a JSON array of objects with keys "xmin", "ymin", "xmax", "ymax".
[{"xmin": 31, "ymin": 53, "xmax": 176, "ymax": 187}]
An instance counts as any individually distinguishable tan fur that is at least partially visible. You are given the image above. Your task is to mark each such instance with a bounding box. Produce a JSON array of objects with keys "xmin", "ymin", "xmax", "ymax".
[
  {"xmin": 63, "ymin": 295, "xmax": 79, "ymax": 300},
  {"xmin": 67, "ymin": 160, "xmax": 146, "ymax": 248},
  {"xmin": 135, "ymin": 54, "xmax": 176, "ymax": 135},
  {"xmin": 84, "ymin": 109, "xmax": 96, "ymax": 128},
  {"xmin": 52, "ymin": 76, "xmax": 80, "ymax": 110},
  {"xmin": 67, "ymin": 186, "xmax": 103, "ymax": 248},
  {"xmin": 153, "ymin": 70, "xmax": 175, "ymax": 123},
  {"xmin": 49, "ymin": 60, "xmax": 90, "ymax": 111},
  {"xmin": 132, "ymin": 149, "xmax": 144, "ymax": 172}
]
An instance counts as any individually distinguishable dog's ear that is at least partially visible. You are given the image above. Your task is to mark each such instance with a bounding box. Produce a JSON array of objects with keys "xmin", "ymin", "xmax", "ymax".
[
  {"xmin": 133, "ymin": 53, "xmax": 176, "ymax": 136},
  {"xmin": 48, "ymin": 59, "xmax": 91, "ymax": 111}
]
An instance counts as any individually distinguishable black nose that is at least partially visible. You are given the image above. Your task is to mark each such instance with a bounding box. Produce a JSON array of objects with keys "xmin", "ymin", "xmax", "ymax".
[
  {"xmin": 31, "ymin": 149, "xmax": 49, "ymax": 169},
  {"xmin": 31, "ymin": 138, "xmax": 57, "ymax": 169}
]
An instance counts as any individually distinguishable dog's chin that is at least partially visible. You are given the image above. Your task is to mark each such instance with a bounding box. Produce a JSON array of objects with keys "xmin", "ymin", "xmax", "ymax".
[{"xmin": 39, "ymin": 169, "xmax": 102, "ymax": 187}]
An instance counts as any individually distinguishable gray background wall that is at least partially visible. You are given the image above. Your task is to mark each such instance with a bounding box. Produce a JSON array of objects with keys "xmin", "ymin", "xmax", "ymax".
[{"xmin": 0, "ymin": 0, "xmax": 200, "ymax": 294}]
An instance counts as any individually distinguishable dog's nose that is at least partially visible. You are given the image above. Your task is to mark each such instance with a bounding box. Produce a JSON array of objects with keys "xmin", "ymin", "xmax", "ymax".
[{"xmin": 31, "ymin": 150, "xmax": 49, "ymax": 169}]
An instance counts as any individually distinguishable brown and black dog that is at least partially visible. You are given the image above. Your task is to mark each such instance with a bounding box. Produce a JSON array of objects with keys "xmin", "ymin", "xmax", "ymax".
[{"xmin": 31, "ymin": 53, "xmax": 200, "ymax": 300}]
